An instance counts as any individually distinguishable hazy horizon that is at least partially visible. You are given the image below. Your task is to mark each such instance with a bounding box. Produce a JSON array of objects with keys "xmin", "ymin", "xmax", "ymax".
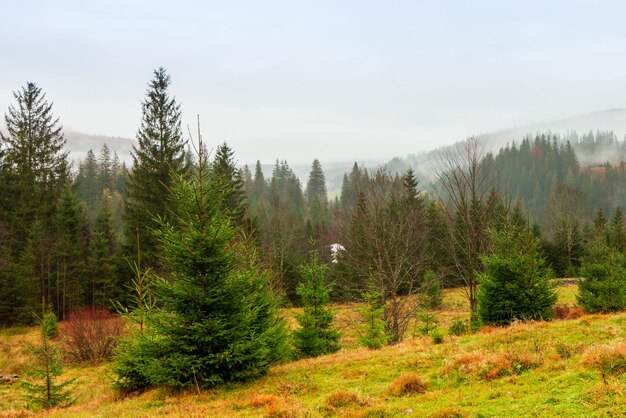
[{"xmin": 4, "ymin": 1, "xmax": 626, "ymax": 164}]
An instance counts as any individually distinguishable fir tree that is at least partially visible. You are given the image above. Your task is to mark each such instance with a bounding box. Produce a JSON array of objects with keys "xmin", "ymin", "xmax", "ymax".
[
  {"xmin": 125, "ymin": 67, "xmax": 187, "ymax": 270},
  {"xmin": 477, "ymin": 228, "xmax": 557, "ymax": 326},
  {"xmin": 293, "ymin": 251, "xmax": 340, "ymax": 358},
  {"xmin": 212, "ymin": 142, "xmax": 247, "ymax": 223},
  {"xmin": 114, "ymin": 141, "xmax": 287, "ymax": 391},
  {"xmin": 578, "ymin": 242, "xmax": 626, "ymax": 313},
  {"xmin": 22, "ymin": 312, "xmax": 74, "ymax": 410}
]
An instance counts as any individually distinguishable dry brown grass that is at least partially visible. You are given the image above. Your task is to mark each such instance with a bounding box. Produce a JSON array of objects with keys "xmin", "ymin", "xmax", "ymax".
[
  {"xmin": 581, "ymin": 341, "xmax": 626, "ymax": 380},
  {"xmin": 324, "ymin": 390, "xmax": 369, "ymax": 409},
  {"xmin": 387, "ymin": 373, "xmax": 428, "ymax": 396},
  {"xmin": 443, "ymin": 349, "xmax": 543, "ymax": 380},
  {"xmin": 554, "ymin": 303, "xmax": 585, "ymax": 320}
]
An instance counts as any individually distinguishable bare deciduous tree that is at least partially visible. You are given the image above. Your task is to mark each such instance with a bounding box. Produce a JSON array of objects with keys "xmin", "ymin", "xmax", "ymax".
[
  {"xmin": 338, "ymin": 168, "xmax": 428, "ymax": 344},
  {"xmin": 435, "ymin": 138, "xmax": 497, "ymax": 313}
]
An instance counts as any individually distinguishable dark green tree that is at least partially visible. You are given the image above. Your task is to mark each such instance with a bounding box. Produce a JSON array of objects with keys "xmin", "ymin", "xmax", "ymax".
[
  {"xmin": 578, "ymin": 242, "xmax": 626, "ymax": 313},
  {"xmin": 477, "ymin": 228, "xmax": 557, "ymax": 326},
  {"xmin": 125, "ymin": 67, "xmax": 187, "ymax": 270},
  {"xmin": 114, "ymin": 149, "xmax": 287, "ymax": 391},
  {"xmin": 293, "ymin": 251, "xmax": 340, "ymax": 358},
  {"xmin": 212, "ymin": 142, "xmax": 247, "ymax": 224}
]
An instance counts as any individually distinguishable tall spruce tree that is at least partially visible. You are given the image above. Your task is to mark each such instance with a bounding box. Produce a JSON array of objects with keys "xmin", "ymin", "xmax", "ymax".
[
  {"xmin": 1, "ymin": 82, "xmax": 69, "ymax": 320},
  {"xmin": 212, "ymin": 142, "xmax": 247, "ymax": 223},
  {"xmin": 305, "ymin": 159, "xmax": 329, "ymax": 239},
  {"xmin": 125, "ymin": 68, "xmax": 186, "ymax": 269}
]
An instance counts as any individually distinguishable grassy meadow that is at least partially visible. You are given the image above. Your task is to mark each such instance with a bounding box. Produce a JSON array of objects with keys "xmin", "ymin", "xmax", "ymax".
[{"xmin": 1, "ymin": 284, "xmax": 626, "ymax": 417}]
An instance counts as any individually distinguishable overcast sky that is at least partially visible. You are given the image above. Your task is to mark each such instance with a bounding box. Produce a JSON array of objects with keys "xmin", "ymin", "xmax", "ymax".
[{"xmin": 3, "ymin": 1, "xmax": 626, "ymax": 164}]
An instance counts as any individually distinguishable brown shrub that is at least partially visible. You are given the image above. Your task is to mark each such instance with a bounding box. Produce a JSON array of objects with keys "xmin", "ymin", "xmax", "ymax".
[
  {"xmin": 554, "ymin": 304, "xmax": 585, "ymax": 320},
  {"xmin": 443, "ymin": 350, "xmax": 542, "ymax": 380},
  {"xmin": 581, "ymin": 342, "xmax": 626, "ymax": 380},
  {"xmin": 246, "ymin": 394, "xmax": 294, "ymax": 417},
  {"xmin": 324, "ymin": 390, "xmax": 368, "ymax": 408},
  {"xmin": 431, "ymin": 407, "xmax": 467, "ymax": 418},
  {"xmin": 62, "ymin": 307, "xmax": 124, "ymax": 363},
  {"xmin": 388, "ymin": 373, "xmax": 428, "ymax": 396}
]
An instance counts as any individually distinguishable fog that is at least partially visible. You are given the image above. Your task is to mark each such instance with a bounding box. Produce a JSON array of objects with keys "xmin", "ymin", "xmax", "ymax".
[{"xmin": 3, "ymin": 1, "xmax": 626, "ymax": 164}]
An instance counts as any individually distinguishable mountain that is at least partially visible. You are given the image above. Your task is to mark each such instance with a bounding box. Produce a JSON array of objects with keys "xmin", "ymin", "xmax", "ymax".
[{"xmin": 388, "ymin": 108, "xmax": 626, "ymax": 182}]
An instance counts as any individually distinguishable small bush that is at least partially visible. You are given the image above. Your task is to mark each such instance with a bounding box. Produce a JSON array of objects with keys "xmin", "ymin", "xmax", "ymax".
[
  {"xmin": 448, "ymin": 317, "xmax": 469, "ymax": 336},
  {"xmin": 429, "ymin": 328, "xmax": 444, "ymax": 344},
  {"xmin": 388, "ymin": 373, "xmax": 428, "ymax": 396},
  {"xmin": 324, "ymin": 390, "xmax": 367, "ymax": 408},
  {"xmin": 582, "ymin": 342, "xmax": 626, "ymax": 377},
  {"xmin": 553, "ymin": 341, "xmax": 575, "ymax": 359},
  {"xmin": 554, "ymin": 304, "xmax": 584, "ymax": 320},
  {"xmin": 62, "ymin": 307, "xmax": 124, "ymax": 363},
  {"xmin": 431, "ymin": 407, "xmax": 467, "ymax": 418},
  {"xmin": 415, "ymin": 312, "xmax": 438, "ymax": 336},
  {"xmin": 443, "ymin": 350, "xmax": 542, "ymax": 380}
]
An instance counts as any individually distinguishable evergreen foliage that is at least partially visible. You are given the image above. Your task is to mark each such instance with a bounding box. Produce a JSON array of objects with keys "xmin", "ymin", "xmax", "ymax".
[
  {"xmin": 114, "ymin": 154, "xmax": 287, "ymax": 391},
  {"xmin": 355, "ymin": 284, "xmax": 389, "ymax": 349},
  {"xmin": 22, "ymin": 313, "xmax": 73, "ymax": 410},
  {"xmin": 293, "ymin": 251, "xmax": 340, "ymax": 358},
  {"xmin": 477, "ymin": 228, "xmax": 558, "ymax": 326},
  {"xmin": 578, "ymin": 242, "xmax": 626, "ymax": 313},
  {"xmin": 125, "ymin": 67, "xmax": 187, "ymax": 270}
]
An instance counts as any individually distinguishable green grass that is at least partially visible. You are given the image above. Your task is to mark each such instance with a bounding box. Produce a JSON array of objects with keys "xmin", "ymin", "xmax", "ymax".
[{"xmin": 2, "ymin": 284, "xmax": 626, "ymax": 417}]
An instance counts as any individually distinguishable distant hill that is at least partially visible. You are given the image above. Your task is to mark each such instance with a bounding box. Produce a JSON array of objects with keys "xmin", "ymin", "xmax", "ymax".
[
  {"xmin": 387, "ymin": 108, "xmax": 626, "ymax": 183},
  {"xmin": 64, "ymin": 130, "xmax": 135, "ymax": 166}
]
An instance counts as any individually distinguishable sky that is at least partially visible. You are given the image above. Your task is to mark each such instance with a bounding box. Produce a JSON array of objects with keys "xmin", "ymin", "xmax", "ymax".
[{"xmin": 3, "ymin": 0, "xmax": 626, "ymax": 164}]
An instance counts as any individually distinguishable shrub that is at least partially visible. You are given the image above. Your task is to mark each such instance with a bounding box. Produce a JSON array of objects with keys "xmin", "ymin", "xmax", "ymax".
[
  {"xmin": 429, "ymin": 327, "xmax": 444, "ymax": 344},
  {"xmin": 554, "ymin": 304, "xmax": 584, "ymax": 320},
  {"xmin": 415, "ymin": 312, "xmax": 438, "ymax": 336},
  {"xmin": 388, "ymin": 373, "xmax": 428, "ymax": 396},
  {"xmin": 477, "ymin": 229, "xmax": 557, "ymax": 326},
  {"xmin": 63, "ymin": 307, "xmax": 124, "ymax": 363},
  {"xmin": 324, "ymin": 390, "xmax": 367, "ymax": 408},
  {"xmin": 443, "ymin": 350, "xmax": 543, "ymax": 380},
  {"xmin": 448, "ymin": 317, "xmax": 469, "ymax": 336},
  {"xmin": 578, "ymin": 244, "xmax": 626, "ymax": 313},
  {"xmin": 582, "ymin": 342, "xmax": 626, "ymax": 379}
]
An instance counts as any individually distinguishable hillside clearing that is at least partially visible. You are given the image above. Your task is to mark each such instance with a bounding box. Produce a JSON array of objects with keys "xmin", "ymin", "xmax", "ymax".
[{"xmin": 1, "ymin": 284, "xmax": 626, "ymax": 417}]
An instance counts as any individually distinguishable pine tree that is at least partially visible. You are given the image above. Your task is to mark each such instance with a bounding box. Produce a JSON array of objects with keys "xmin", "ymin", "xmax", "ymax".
[
  {"xmin": 355, "ymin": 284, "xmax": 389, "ymax": 349},
  {"xmin": 477, "ymin": 228, "xmax": 557, "ymax": 326},
  {"xmin": 608, "ymin": 207, "xmax": 625, "ymax": 252},
  {"xmin": 212, "ymin": 142, "xmax": 247, "ymax": 223},
  {"xmin": 22, "ymin": 312, "xmax": 74, "ymax": 410},
  {"xmin": 1, "ymin": 82, "xmax": 69, "ymax": 319},
  {"xmin": 293, "ymin": 251, "xmax": 340, "ymax": 358},
  {"xmin": 113, "ymin": 142, "xmax": 287, "ymax": 391},
  {"xmin": 578, "ymin": 242, "xmax": 626, "ymax": 313},
  {"xmin": 305, "ymin": 159, "xmax": 329, "ymax": 238},
  {"xmin": 1, "ymin": 82, "xmax": 69, "ymax": 233},
  {"xmin": 125, "ymin": 67, "xmax": 187, "ymax": 269}
]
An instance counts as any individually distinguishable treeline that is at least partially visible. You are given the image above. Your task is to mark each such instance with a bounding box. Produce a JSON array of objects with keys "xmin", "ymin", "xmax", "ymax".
[{"xmin": 2, "ymin": 68, "xmax": 626, "ymax": 330}]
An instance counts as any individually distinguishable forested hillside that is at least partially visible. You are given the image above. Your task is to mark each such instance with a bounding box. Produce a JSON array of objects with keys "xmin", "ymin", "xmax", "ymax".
[{"xmin": 2, "ymin": 68, "xmax": 626, "ymax": 416}]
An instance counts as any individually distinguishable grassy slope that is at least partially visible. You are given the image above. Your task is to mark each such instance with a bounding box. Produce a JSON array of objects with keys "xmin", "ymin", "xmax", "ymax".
[{"xmin": 1, "ymin": 285, "xmax": 625, "ymax": 417}]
